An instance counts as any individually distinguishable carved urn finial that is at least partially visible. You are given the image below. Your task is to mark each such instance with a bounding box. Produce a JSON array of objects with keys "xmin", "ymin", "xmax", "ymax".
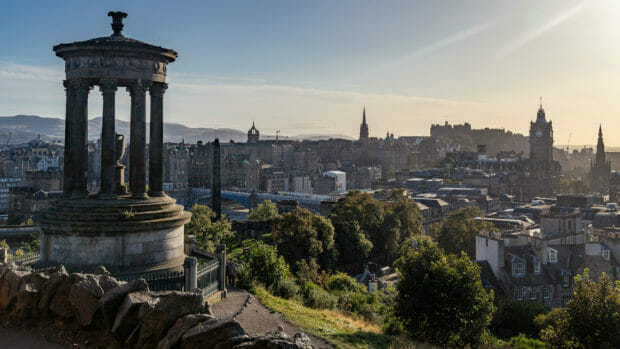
[{"xmin": 107, "ymin": 11, "xmax": 128, "ymax": 37}]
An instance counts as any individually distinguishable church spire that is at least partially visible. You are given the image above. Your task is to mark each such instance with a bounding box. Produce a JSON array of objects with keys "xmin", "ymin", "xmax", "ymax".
[
  {"xmin": 363, "ymin": 106, "xmax": 366, "ymax": 124},
  {"xmin": 359, "ymin": 106, "xmax": 369, "ymax": 141}
]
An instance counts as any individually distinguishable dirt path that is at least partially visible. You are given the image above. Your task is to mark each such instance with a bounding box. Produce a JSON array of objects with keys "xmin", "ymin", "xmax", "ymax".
[
  {"xmin": 212, "ymin": 288, "xmax": 332, "ymax": 348},
  {"xmin": 0, "ymin": 326, "xmax": 67, "ymax": 349}
]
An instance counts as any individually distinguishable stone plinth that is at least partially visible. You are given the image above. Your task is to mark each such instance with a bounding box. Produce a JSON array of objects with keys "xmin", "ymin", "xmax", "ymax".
[{"xmin": 39, "ymin": 195, "xmax": 190, "ymax": 273}]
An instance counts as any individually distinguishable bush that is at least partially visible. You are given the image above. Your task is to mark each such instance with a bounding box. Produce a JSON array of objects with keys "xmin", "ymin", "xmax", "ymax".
[
  {"xmin": 299, "ymin": 281, "xmax": 337, "ymax": 309},
  {"xmin": 305, "ymin": 286, "xmax": 337, "ymax": 309},
  {"xmin": 240, "ymin": 242, "xmax": 289, "ymax": 288},
  {"xmin": 235, "ymin": 263, "xmax": 253, "ymax": 290},
  {"xmin": 383, "ymin": 310, "xmax": 404, "ymax": 335},
  {"xmin": 336, "ymin": 291, "xmax": 374, "ymax": 319},
  {"xmin": 507, "ymin": 334, "xmax": 549, "ymax": 349},
  {"xmin": 327, "ymin": 273, "xmax": 366, "ymax": 293},
  {"xmin": 270, "ymin": 279, "xmax": 299, "ymax": 299},
  {"xmin": 295, "ymin": 258, "xmax": 319, "ymax": 282},
  {"xmin": 491, "ymin": 300, "xmax": 548, "ymax": 339}
]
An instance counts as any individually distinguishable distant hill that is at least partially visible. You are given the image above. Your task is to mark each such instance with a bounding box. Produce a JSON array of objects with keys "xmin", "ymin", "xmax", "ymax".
[
  {"xmin": 289, "ymin": 134, "xmax": 353, "ymax": 141},
  {"xmin": 0, "ymin": 115, "xmax": 247, "ymax": 144},
  {"xmin": 0, "ymin": 115, "xmax": 354, "ymax": 144}
]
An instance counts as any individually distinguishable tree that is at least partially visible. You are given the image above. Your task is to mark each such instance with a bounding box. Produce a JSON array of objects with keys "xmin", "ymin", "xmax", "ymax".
[
  {"xmin": 330, "ymin": 190, "xmax": 423, "ymax": 271},
  {"xmin": 272, "ymin": 208, "xmax": 335, "ymax": 273},
  {"xmin": 432, "ymin": 207, "xmax": 493, "ymax": 258},
  {"xmin": 242, "ymin": 241, "xmax": 289, "ymax": 288},
  {"xmin": 393, "ymin": 240, "xmax": 496, "ymax": 347},
  {"xmin": 540, "ymin": 270, "xmax": 619, "ymax": 348},
  {"xmin": 248, "ymin": 200, "xmax": 279, "ymax": 222},
  {"xmin": 491, "ymin": 299, "xmax": 548, "ymax": 339},
  {"xmin": 185, "ymin": 204, "xmax": 234, "ymax": 253}
]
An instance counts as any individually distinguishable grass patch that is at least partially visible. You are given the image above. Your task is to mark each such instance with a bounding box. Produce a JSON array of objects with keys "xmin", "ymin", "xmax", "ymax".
[
  {"xmin": 251, "ymin": 286, "xmax": 391, "ymax": 349},
  {"xmin": 227, "ymin": 233, "xmax": 273, "ymax": 261}
]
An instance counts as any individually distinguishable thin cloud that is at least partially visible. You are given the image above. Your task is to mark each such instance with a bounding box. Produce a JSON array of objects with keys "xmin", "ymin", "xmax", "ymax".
[
  {"xmin": 173, "ymin": 81, "xmax": 488, "ymax": 108},
  {"xmin": 383, "ymin": 20, "xmax": 497, "ymax": 67},
  {"xmin": 0, "ymin": 61, "xmax": 63, "ymax": 81},
  {"xmin": 498, "ymin": 2, "xmax": 585, "ymax": 57}
]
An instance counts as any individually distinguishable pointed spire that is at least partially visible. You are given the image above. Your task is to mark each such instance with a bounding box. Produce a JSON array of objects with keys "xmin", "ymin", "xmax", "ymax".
[
  {"xmin": 539, "ymin": 96, "xmax": 543, "ymax": 108},
  {"xmin": 362, "ymin": 106, "xmax": 366, "ymax": 124},
  {"xmin": 599, "ymin": 124, "xmax": 603, "ymax": 138}
]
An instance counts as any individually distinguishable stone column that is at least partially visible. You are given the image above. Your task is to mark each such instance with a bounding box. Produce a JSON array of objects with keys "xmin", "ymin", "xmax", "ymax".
[
  {"xmin": 216, "ymin": 244, "xmax": 226, "ymax": 295},
  {"xmin": 128, "ymin": 80, "xmax": 150, "ymax": 199},
  {"xmin": 212, "ymin": 139, "xmax": 222, "ymax": 219},
  {"xmin": 62, "ymin": 80, "xmax": 75, "ymax": 197},
  {"xmin": 69, "ymin": 79, "xmax": 91, "ymax": 198},
  {"xmin": 149, "ymin": 83, "xmax": 167, "ymax": 197},
  {"xmin": 99, "ymin": 79, "xmax": 118, "ymax": 199},
  {"xmin": 183, "ymin": 256, "xmax": 198, "ymax": 291}
]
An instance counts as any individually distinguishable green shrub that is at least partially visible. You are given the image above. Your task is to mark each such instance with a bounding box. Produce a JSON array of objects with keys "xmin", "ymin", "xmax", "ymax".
[
  {"xmin": 235, "ymin": 263, "xmax": 253, "ymax": 290},
  {"xmin": 270, "ymin": 279, "xmax": 299, "ymax": 299},
  {"xmin": 304, "ymin": 286, "xmax": 337, "ymax": 309},
  {"xmin": 507, "ymin": 334, "xmax": 549, "ymax": 349},
  {"xmin": 245, "ymin": 241, "xmax": 289, "ymax": 288},
  {"xmin": 295, "ymin": 258, "xmax": 319, "ymax": 282},
  {"xmin": 327, "ymin": 273, "xmax": 366, "ymax": 293},
  {"xmin": 491, "ymin": 300, "xmax": 548, "ymax": 339},
  {"xmin": 383, "ymin": 310, "xmax": 404, "ymax": 335},
  {"xmin": 336, "ymin": 291, "xmax": 374, "ymax": 319}
]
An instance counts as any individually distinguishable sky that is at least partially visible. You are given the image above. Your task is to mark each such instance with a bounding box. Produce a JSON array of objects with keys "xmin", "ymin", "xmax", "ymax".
[{"xmin": 1, "ymin": 0, "xmax": 620, "ymax": 145}]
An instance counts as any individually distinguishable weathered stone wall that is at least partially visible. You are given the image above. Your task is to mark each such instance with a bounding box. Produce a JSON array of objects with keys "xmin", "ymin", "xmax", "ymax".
[
  {"xmin": 0, "ymin": 262, "xmax": 313, "ymax": 348},
  {"xmin": 41, "ymin": 225, "xmax": 185, "ymax": 272}
]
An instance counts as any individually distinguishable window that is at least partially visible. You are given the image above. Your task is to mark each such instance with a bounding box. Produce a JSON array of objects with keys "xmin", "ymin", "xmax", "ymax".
[
  {"xmin": 548, "ymin": 249, "xmax": 557, "ymax": 263},
  {"xmin": 562, "ymin": 275, "xmax": 570, "ymax": 288},
  {"xmin": 512, "ymin": 261, "xmax": 525, "ymax": 276},
  {"xmin": 529, "ymin": 288, "xmax": 537, "ymax": 300},
  {"xmin": 515, "ymin": 287, "xmax": 524, "ymax": 301},
  {"xmin": 562, "ymin": 295, "xmax": 570, "ymax": 307},
  {"xmin": 534, "ymin": 261, "xmax": 541, "ymax": 274},
  {"xmin": 602, "ymin": 249, "xmax": 610, "ymax": 260},
  {"xmin": 542, "ymin": 286, "xmax": 550, "ymax": 299}
]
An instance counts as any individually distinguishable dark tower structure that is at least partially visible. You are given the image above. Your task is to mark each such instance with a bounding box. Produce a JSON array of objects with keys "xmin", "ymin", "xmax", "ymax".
[
  {"xmin": 212, "ymin": 138, "xmax": 222, "ymax": 219},
  {"xmin": 529, "ymin": 99, "xmax": 554, "ymax": 172},
  {"xmin": 589, "ymin": 125, "xmax": 611, "ymax": 194},
  {"xmin": 359, "ymin": 107, "xmax": 369, "ymax": 141},
  {"xmin": 247, "ymin": 122, "xmax": 260, "ymax": 144}
]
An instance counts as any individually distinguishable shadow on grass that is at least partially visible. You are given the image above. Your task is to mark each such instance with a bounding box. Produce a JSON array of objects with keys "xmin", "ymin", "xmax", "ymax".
[{"xmin": 331, "ymin": 330, "xmax": 392, "ymax": 348}]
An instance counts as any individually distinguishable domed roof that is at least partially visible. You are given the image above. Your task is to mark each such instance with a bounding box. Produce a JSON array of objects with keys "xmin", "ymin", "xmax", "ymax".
[
  {"xmin": 53, "ymin": 12, "xmax": 177, "ymax": 63},
  {"xmin": 248, "ymin": 122, "xmax": 259, "ymax": 135}
]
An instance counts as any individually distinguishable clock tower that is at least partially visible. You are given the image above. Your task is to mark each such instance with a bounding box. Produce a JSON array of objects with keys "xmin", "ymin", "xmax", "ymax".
[{"xmin": 529, "ymin": 99, "xmax": 554, "ymax": 169}]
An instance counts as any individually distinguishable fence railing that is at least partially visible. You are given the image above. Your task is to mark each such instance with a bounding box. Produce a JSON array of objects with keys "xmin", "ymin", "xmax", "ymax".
[
  {"xmin": 115, "ymin": 270, "xmax": 184, "ymax": 291},
  {"xmin": 197, "ymin": 258, "xmax": 220, "ymax": 297},
  {"xmin": 8, "ymin": 251, "xmax": 40, "ymax": 266}
]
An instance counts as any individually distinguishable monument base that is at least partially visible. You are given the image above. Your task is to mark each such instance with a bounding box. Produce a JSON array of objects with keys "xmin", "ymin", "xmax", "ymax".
[{"xmin": 39, "ymin": 195, "xmax": 191, "ymax": 274}]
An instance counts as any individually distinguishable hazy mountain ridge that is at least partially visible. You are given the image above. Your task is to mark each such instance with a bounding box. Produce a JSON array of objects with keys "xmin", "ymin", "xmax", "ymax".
[{"xmin": 0, "ymin": 115, "xmax": 354, "ymax": 144}]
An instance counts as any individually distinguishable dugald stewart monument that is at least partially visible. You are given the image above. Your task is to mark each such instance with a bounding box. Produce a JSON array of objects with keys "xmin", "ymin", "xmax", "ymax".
[{"xmin": 39, "ymin": 12, "xmax": 190, "ymax": 273}]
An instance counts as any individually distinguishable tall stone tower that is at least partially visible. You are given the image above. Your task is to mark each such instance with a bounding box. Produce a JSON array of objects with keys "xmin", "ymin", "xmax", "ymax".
[
  {"xmin": 589, "ymin": 125, "xmax": 611, "ymax": 194},
  {"xmin": 212, "ymin": 138, "xmax": 222, "ymax": 219},
  {"xmin": 529, "ymin": 100, "xmax": 554, "ymax": 171},
  {"xmin": 359, "ymin": 107, "xmax": 369, "ymax": 141},
  {"xmin": 247, "ymin": 122, "xmax": 260, "ymax": 144}
]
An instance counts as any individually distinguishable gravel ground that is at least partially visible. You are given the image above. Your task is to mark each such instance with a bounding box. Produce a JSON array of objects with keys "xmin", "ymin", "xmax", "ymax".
[
  {"xmin": 212, "ymin": 288, "xmax": 332, "ymax": 348},
  {"xmin": 0, "ymin": 326, "xmax": 67, "ymax": 349}
]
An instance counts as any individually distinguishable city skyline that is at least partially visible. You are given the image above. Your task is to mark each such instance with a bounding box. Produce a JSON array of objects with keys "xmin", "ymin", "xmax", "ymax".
[{"xmin": 2, "ymin": 1, "xmax": 620, "ymax": 145}]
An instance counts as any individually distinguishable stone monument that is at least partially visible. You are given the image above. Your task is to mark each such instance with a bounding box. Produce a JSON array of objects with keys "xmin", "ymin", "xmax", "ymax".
[{"xmin": 39, "ymin": 12, "xmax": 191, "ymax": 273}]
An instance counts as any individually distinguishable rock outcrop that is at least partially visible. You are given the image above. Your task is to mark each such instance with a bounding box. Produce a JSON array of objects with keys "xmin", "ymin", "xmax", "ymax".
[{"xmin": 0, "ymin": 263, "xmax": 316, "ymax": 348}]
